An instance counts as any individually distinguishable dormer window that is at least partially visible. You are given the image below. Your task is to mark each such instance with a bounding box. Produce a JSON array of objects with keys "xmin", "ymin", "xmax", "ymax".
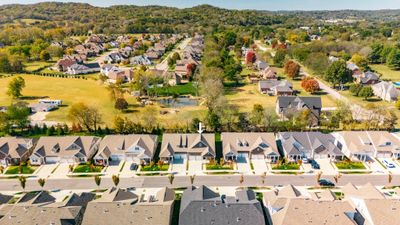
[
  {"xmin": 237, "ymin": 139, "xmax": 242, "ymax": 147},
  {"xmin": 259, "ymin": 143, "xmax": 268, "ymax": 148},
  {"xmin": 51, "ymin": 144, "xmax": 60, "ymax": 153},
  {"xmin": 243, "ymin": 140, "xmax": 249, "ymax": 147},
  {"xmin": 66, "ymin": 143, "xmax": 80, "ymax": 150}
]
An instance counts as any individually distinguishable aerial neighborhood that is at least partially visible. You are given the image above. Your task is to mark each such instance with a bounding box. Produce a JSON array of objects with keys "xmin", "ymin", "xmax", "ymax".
[{"xmin": 1, "ymin": 1, "xmax": 400, "ymax": 225}]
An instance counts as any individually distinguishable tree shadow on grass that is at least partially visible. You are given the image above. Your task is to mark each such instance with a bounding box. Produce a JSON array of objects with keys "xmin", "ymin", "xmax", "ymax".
[{"xmin": 19, "ymin": 95, "xmax": 49, "ymax": 100}]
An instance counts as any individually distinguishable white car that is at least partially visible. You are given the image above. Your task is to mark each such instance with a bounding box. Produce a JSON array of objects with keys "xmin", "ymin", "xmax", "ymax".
[{"xmin": 382, "ymin": 160, "xmax": 396, "ymax": 169}]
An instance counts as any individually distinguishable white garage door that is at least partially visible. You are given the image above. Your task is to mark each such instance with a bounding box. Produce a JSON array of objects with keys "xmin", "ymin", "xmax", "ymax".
[
  {"xmin": 189, "ymin": 155, "xmax": 203, "ymax": 160},
  {"xmin": 45, "ymin": 157, "xmax": 60, "ymax": 164},
  {"xmin": 252, "ymin": 154, "xmax": 264, "ymax": 159}
]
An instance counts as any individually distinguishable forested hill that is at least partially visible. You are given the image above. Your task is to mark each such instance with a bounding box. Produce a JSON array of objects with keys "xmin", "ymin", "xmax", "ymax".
[{"xmin": 0, "ymin": 2, "xmax": 284, "ymax": 34}]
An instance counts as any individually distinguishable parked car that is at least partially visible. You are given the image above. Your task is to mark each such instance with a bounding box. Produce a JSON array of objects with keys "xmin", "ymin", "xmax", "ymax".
[
  {"xmin": 301, "ymin": 157, "xmax": 308, "ymax": 164},
  {"xmin": 130, "ymin": 163, "xmax": 138, "ymax": 171},
  {"xmin": 318, "ymin": 179, "xmax": 335, "ymax": 187},
  {"xmin": 382, "ymin": 159, "xmax": 396, "ymax": 169},
  {"xmin": 309, "ymin": 159, "xmax": 320, "ymax": 169}
]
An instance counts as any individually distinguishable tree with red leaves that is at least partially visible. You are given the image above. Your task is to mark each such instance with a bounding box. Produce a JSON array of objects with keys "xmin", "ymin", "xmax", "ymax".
[
  {"xmin": 284, "ymin": 60, "xmax": 300, "ymax": 79},
  {"xmin": 187, "ymin": 63, "xmax": 197, "ymax": 78},
  {"xmin": 246, "ymin": 51, "xmax": 256, "ymax": 65},
  {"xmin": 301, "ymin": 77, "xmax": 320, "ymax": 94}
]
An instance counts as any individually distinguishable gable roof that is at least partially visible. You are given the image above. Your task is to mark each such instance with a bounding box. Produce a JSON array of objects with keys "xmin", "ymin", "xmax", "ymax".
[
  {"xmin": 180, "ymin": 186, "xmax": 265, "ymax": 225},
  {"xmin": 222, "ymin": 133, "xmax": 279, "ymax": 157},
  {"xmin": 160, "ymin": 133, "xmax": 215, "ymax": 158},
  {"xmin": 95, "ymin": 134, "xmax": 157, "ymax": 160},
  {"xmin": 0, "ymin": 137, "xmax": 34, "ymax": 160},
  {"xmin": 31, "ymin": 136, "xmax": 100, "ymax": 159},
  {"xmin": 342, "ymin": 183, "xmax": 385, "ymax": 200}
]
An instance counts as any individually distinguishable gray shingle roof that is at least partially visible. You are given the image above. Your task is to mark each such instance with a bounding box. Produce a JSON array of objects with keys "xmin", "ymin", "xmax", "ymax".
[{"xmin": 180, "ymin": 186, "xmax": 265, "ymax": 225}]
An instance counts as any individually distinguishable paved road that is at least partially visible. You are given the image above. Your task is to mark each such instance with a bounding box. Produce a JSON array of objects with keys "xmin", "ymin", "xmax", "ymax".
[
  {"xmin": 1, "ymin": 173, "xmax": 399, "ymax": 191},
  {"xmin": 155, "ymin": 37, "xmax": 192, "ymax": 72}
]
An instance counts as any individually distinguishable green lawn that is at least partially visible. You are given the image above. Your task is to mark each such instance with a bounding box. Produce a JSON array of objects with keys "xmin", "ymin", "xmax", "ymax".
[
  {"xmin": 24, "ymin": 61, "xmax": 54, "ymax": 72},
  {"xmin": 335, "ymin": 161, "xmax": 366, "ymax": 170},
  {"xmin": 141, "ymin": 164, "xmax": 169, "ymax": 171},
  {"xmin": 272, "ymin": 163, "xmax": 300, "ymax": 170},
  {"xmin": 5, "ymin": 165, "xmax": 37, "ymax": 174},
  {"xmin": 73, "ymin": 164, "xmax": 104, "ymax": 173},
  {"xmin": 206, "ymin": 163, "xmax": 233, "ymax": 170},
  {"xmin": 149, "ymin": 82, "xmax": 198, "ymax": 96},
  {"xmin": 370, "ymin": 64, "xmax": 400, "ymax": 82}
]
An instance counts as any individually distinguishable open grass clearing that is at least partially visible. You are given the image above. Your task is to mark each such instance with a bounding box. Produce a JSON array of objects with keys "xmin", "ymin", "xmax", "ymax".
[{"xmin": 370, "ymin": 64, "xmax": 400, "ymax": 82}]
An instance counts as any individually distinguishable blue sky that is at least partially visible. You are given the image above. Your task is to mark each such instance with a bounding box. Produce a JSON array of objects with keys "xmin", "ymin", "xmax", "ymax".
[{"xmin": 0, "ymin": 0, "xmax": 399, "ymax": 10}]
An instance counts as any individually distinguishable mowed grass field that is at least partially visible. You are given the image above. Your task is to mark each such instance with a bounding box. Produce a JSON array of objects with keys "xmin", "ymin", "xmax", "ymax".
[
  {"xmin": 370, "ymin": 64, "xmax": 400, "ymax": 82},
  {"xmin": 0, "ymin": 74, "xmax": 207, "ymax": 127}
]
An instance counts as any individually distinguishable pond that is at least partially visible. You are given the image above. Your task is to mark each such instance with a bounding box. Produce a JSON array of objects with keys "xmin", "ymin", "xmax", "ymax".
[{"xmin": 156, "ymin": 96, "xmax": 199, "ymax": 108}]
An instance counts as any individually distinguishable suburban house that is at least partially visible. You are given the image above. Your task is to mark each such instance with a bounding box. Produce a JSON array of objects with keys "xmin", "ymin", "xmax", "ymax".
[
  {"xmin": 54, "ymin": 55, "xmax": 83, "ymax": 72},
  {"xmin": 255, "ymin": 60, "xmax": 268, "ymax": 71},
  {"xmin": 342, "ymin": 183, "xmax": 385, "ymax": 200},
  {"xmin": 372, "ymin": 81, "xmax": 399, "ymax": 102},
  {"xmin": 354, "ymin": 71, "xmax": 380, "ymax": 85},
  {"xmin": 130, "ymin": 55, "xmax": 152, "ymax": 65},
  {"xmin": 179, "ymin": 186, "xmax": 266, "ymax": 225},
  {"xmin": 276, "ymin": 96, "xmax": 322, "ymax": 127},
  {"xmin": 104, "ymin": 52, "xmax": 125, "ymax": 64},
  {"xmin": 93, "ymin": 134, "xmax": 158, "ymax": 166},
  {"xmin": 347, "ymin": 62, "xmax": 362, "ymax": 76},
  {"xmin": 265, "ymin": 197, "xmax": 360, "ymax": 225},
  {"xmin": 159, "ymin": 131, "xmax": 215, "ymax": 162},
  {"xmin": 100, "ymin": 64, "xmax": 119, "ymax": 75},
  {"xmin": 106, "ymin": 68, "xmax": 133, "ymax": 83},
  {"xmin": 0, "ymin": 191, "xmax": 94, "ymax": 225},
  {"xmin": 332, "ymin": 131, "xmax": 376, "ymax": 161},
  {"xmin": 29, "ymin": 136, "xmax": 101, "ymax": 165},
  {"xmin": 258, "ymin": 80, "xmax": 293, "ymax": 96},
  {"xmin": 29, "ymin": 102, "xmax": 58, "ymax": 113},
  {"xmin": 66, "ymin": 62, "xmax": 101, "ymax": 75},
  {"xmin": 368, "ymin": 131, "xmax": 400, "ymax": 158},
  {"xmin": 221, "ymin": 132, "xmax": 280, "ymax": 162},
  {"xmin": 165, "ymin": 71, "xmax": 182, "ymax": 86},
  {"xmin": 260, "ymin": 67, "xmax": 277, "ymax": 80},
  {"xmin": 82, "ymin": 187, "xmax": 174, "ymax": 225},
  {"xmin": 349, "ymin": 198, "xmax": 400, "ymax": 225},
  {"xmin": 277, "ymin": 132, "xmax": 344, "ymax": 161},
  {"xmin": 0, "ymin": 137, "xmax": 35, "ymax": 166}
]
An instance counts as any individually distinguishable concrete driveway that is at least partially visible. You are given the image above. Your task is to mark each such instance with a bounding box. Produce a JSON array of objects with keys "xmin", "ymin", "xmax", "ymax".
[
  {"xmin": 35, "ymin": 164, "xmax": 58, "ymax": 179},
  {"xmin": 236, "ymin": 158, "xmax": 251, "ymax": 174},
  {"xmin": 50, "ymin": 163, "xmax": 71, "ymax": 179},
  {"xmin": 188, "ymin": 160, "xmax": 203, "ymax": 175},
  {"xmin": 377, "ymin": 158, "xmax": 400, "ymax": 174},
  {"xmin": 121, "ymin": 161, "xmax": 136, "ymax": 177},
  {"xmin": 315, "ymin": 159, "xmax": 336, "ymax": 175},
  {"xmin": 104, "ymin": 161, "xmax": 124, "ymax": 177},
  {"xmin": 369, "ymin": 159, "xmax": 387, "ymax": 174},
  {"xmin": 251, "ymin": 159, "xmax": 267, "ymax": 174},
  {"xmin": 171, "ymin": 159, "xmax": 187, "ymax": 175}
]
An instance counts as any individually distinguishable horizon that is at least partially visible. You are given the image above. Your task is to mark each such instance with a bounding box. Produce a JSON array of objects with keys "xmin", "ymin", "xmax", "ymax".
[{"xmin": 0, "ymin": 0, "xmax": 400, "ymax": 11}]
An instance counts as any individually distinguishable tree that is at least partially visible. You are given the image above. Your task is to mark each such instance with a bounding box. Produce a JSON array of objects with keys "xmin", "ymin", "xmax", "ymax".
[
  {"xmin": 94, "ymin": 175, "xmax": 101, "ymax": 188},
  {"xmin": 18, "ymin": 176, "xmax": 27, "ymax": 191},
  {"xmin": 301, "ymin": 78, "xmax": 320, "ymax": 93},
  {"xmin": 224, "ymin": 62, "xmax": 242, "ymax": 84},
  {"xmin": 206, "ymin": 112, "xmax": 221, "ymax": 132},
  {"xmin": 246, "ymin": 51, "xmax": 256, "ymax": 65},
  {"xmin": 351, "ymin": 53, "xmax": 369, "ymax": 71},
  {"xmin": 7, "ymin": 76, "xmax": 25, "ymax": 99},
  {"xmin": 368, "ymin": 44, "xmax": 383, "ymax": 64},
  {"xmin": 358, "ymin": 86, "xmax": 374, "ymax": 100},
  {"xmin": 112, "ymin": 175, "xmax": 120, "ymax": 187},
  {"xmin": 273, "ymin": 49, "xmax": 287, "ymax": 67},
  {"xmin": 38, "ymin": 178, "xmax": 45, "ymax": 189},
  {"xmin": 324, "ymin": 60, "xmax": 352, "ymax": 88},
  {"xmin": 68, "ymin": 103, "xmax": 102, "ymax": 132},
  {"xmin": 114, "ymin": 98, "xmax": 128, "ymax": 111},
  {"xmin": 387, "ymin": 48, "xmax": 400, "ymax": 70},
  {"xmin": 39, "ymin": 50, "xmax": 51, "ymax": 61},
  {"xmin": 284, "ymin": 60, "xmax": 300, "ymax": 79},
  {"xmin": 250, "ymin": 104, "xmax": 264, "ymax": 127},
  {"xmin": 186, "ymin": 63, "xmax": 197, "ymax": 78},
  {"xmin": 349, "ymin": 84, "xmax": 363, "ymax": 96},
  {"xmin": 6, "ymin": 102, "xmax": 30, "ymax": 131}
]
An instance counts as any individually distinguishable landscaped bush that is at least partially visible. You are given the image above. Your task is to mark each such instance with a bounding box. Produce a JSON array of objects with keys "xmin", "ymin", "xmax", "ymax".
[
  {"xmin": 206, "ymin": 158, "xmax": 233, "ymax": 170},
  {"xmin": 141, "ymin": 161, "xmax": 169, "ymax": 171},
  {"xmin": 73, "ymin": 164, "xmax": 104, "ymax": 173},
  {"xmin": 272, "ymin": 163, "xmax": 300, "ymax": 170}
]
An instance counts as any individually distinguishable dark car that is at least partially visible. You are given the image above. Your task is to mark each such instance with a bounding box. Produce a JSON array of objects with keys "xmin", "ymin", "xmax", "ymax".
[
  {"xmin": 309, "ymin": 159, "xmax": 320, "ymax": 169},
  {"xmin": 318, "ymin": 179, "xmax": 335, "ymax": 187},
  {"xmin": 130, "ymin": 163, "xmax": 138, "ymax": 171}
]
